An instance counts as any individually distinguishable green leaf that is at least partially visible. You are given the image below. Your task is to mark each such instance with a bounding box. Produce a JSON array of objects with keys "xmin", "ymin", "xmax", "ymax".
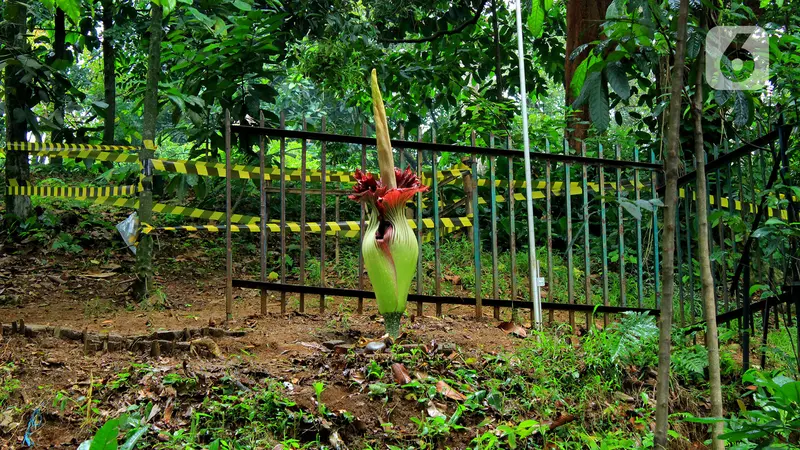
[
  {"xmin": 233, "ymin": 0, "xmax": 252, "ymax": 10},
  {"xmin": 765, "ymin": 218, "xmax": 787, "ymax": 226},
  {"xmin": 55, "ymin": 0, "xmax": 81, "ymax": 23},
  {"xmin": 751, "ymin": 227, "xmax": 771, "ymax": 238},
  {"xmin": 89, "ymin": 419, "xmax": 120, "ymax": 450},
  {"xmin": 120, "ymin": 426, "xmax": 149, "ymax": 450},
  {"xmin": 527, "ymin": 0, "xmax": 545, "ymax": 38},
  {"xmin": 733, "ymin": 91, "xmax": 753, "ymax": 127},
  {"xmin": 586, "ymin": 72, "xmax": 610, "ymax": 132},
  {"xmin": 634, "ymin": 199, "xmax": 654, "ymax": 212},
  {"xmin": 606, "ymin": 62, "xmax": 630, "ymax": 100},
  {"xmin": 709, "ymin": 210, "xmax": 726, "ymax": 227},
  {"xmin": 187, "ymin": 7, "xmax": 215, "ymax": 28},
  {"xmin": 619, "ymin": 199, "xmax": 642, "ymax": 220},
  {"xmin": 714, "ymin": 89, "xmax": 732, "ymax": 106},
  {"xmin": 687, "ymin": 27, "xmax": 704, "ymax": 59}
]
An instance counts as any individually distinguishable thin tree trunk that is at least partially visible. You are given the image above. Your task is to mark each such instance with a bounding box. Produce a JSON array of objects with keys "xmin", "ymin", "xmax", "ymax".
[
  {"xmin": 490, "ymin": 0, "xmax": 503, "ymax": 99},
  {"xmin": 102, "ymin": 0, "xmax": 116, "ymax": 146},
  {"xmin": 653, "ymin": 0, "xmax": 690, "ymax": 447},
  {"xmin": 692, "ymin": 15, "xmax": 725, "ymax": 448},
  {"xmin": 3, "ymin": 0, "xmax": 32, "ymax": 221},
  {"xmin": 100, "ymin": 0, "xmax": 116, "ymax": 170},
  {"xmin": 51, "ymin": 7, "xmax": 65, "ymax": 167},
  {"xmin": 133, "ymin": 4, "xmax": 163, "ymax": 301},
  {"xmin": 564, "ymin": 0, "xmax": 612, "ymax": 151}
]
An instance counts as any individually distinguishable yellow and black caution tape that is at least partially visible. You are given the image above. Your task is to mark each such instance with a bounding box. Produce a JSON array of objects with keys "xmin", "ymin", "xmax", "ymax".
[
  {"xmin": 5, "ymin": 142, "xmax": 140, "ymax": 152},
  {"xmin": 84, "ymin": 196, "xmax": 258, "ymax": 224},
  {"xmin": 151, "ymin": 157, "xmax": 366, "ymax": 181},
  {"xmin": 6, "ymin": 180, "xmax": 140, "ymax": 198},
  {"xmin": 679, "ymin": 189, "xmax": 791, "ymax": 221},
  {"xmin": 0, "ymin": 149, "xmax": 140, "ymax": 163},
  {"xmin": 150, "ymin": 158, "xmax": 474, "ymax": 184},
  {"xmin": 141, "ymin": 216, "xmax": 474, "ymax": 235}
]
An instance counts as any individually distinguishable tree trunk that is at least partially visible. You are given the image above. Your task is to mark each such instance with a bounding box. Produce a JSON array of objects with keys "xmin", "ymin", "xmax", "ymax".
[
  {"xmin": 3, "ymin": 0, "xmax": 32, "ymax": 221},
  {"xmin": 564, "ymin": 0, "xmax": 612, "ymax": 151},
  {"xmin": 100, "ymin": 0, "xmax": 116, "ymax": 170},
  {"xmin": 102, "ymin": 0, "xmax": 116, "ymax": 146},
  {"xmin": 133, "ymin": 4, "xmax": 163, "ymax": 301},
  {"xmin": 692, "ymin": 14, "xmax": 725, "ymax": 449},
  {"xmin": 51, "ymin": 7, "xmax": 65, "ymax": 167},
  {"xmin": 653, "ymin": 0, "xmax": 690, "ymax": 447},
  {"xmin": 490, "ymin": 0, "xmax": 503, "ymax": 100}
]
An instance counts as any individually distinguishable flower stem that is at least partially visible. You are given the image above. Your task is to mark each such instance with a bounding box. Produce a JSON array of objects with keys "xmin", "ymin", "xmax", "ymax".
[{"xmin": 383, "ymin": 312, "xmax": 402, "ymax": 338}]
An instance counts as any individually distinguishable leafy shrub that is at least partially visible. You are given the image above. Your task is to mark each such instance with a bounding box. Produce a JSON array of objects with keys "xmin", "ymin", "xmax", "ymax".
[{"xmin": 605, "ymin": 311, "xmax": 659, "ymax": 367}]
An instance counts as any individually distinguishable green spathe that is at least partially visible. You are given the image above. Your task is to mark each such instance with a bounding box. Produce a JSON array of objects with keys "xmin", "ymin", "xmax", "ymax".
[{"xmin": 362, "ymin": 206, "xmax": 418, "ymax": 317}]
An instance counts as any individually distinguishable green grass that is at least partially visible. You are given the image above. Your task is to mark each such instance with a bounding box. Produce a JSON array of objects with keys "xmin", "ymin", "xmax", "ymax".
[{"xmin": 70, "ymin": 312, "xmax": 745, "ymax": 449}]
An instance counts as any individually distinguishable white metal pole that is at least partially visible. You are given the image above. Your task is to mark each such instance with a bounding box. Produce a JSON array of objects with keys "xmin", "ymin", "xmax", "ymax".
[{"xmin": 514, "ymin": 0, "xmax": 543, "ymax": 328}]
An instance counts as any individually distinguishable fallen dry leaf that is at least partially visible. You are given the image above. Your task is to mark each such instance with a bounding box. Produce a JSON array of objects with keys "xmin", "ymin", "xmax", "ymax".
[
  {"xmin": 164, "ymin": 400, "xmax": 174, "ymax": 424},
  {"xmin": 298, "ymin": 341, "xmax": 329, "ymax": 353},
  {"xmin": 426, "ymin": 401, "xmax": 446, "ymax": 418},
  {"xmin": 78, "ymin": 272, "xmax": 116, "ymax": 279},
  {"xmin": 436, "ymin": 380, "xmax": 466, "ymax": 401},
  {"xmin": 498, "ymin": 321, "xmax": 528, "ymax": 338},
  {"xmin": 391, "ymin": 363, "xmax": 412, "ymax": 385}
]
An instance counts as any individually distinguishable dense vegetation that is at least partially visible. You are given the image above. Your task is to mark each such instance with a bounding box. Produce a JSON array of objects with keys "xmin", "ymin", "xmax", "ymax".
[{"xmin": 1, "ymin": 0, "xmax": 799, "ymax": 448}]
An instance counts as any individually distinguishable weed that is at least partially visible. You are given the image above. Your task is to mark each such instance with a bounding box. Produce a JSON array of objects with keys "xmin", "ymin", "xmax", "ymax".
[
  {"xmin": 52, "ymin": 232, "xmax": 83, "ymax": 253},
  {"xmin": 0, "ymin": 363, "xmax": 20, "ymax": 408}
]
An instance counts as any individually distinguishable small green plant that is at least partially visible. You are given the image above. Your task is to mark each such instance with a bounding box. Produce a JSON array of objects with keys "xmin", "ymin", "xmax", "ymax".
[
  {"xmin": 605, "ymin": 311, "xmax": 659, "ymax": 366},
  {"xmin": 77, "ymin": 412, "xmax": 149, "ymax": 450},
  {"xmin": 366, "ymin": 360, "xmax": 385, "ymax": 380},
  {"xmin": 410, "ymin": 406, "xmax": 465, "ymax": 449},
  {"xmin": 685, "ymin": 370, "xmax": 800, "ymax": 447},
  {"xmin": 313, "ymin": 381, "xmax": 329, "ymax": 415},
  {"xmin": 495, "ymin": 419, "xmax": 541, "ymax": 449},
  {"xmin": 52, "ymin": 232, "xmax": 83, "ymax": 253},
  {"xmin": 0, "ymin": 363, "xmax": 20, "ymax": 408}
]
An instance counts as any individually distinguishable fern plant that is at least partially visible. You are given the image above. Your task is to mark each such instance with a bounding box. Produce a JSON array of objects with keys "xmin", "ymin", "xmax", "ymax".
[
  {"xmin": 672, "ymin": 345, "xmax": 709, "ymax": 380},
  {"xmin": 605, "ymin": 312, "xmax": 659, "ymax": 366}
]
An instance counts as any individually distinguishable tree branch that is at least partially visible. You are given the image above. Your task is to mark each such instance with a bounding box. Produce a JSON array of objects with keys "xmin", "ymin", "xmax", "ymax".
[{"xmin": 378, "ymin": 0, "xmax": 490, "ymax": 44}]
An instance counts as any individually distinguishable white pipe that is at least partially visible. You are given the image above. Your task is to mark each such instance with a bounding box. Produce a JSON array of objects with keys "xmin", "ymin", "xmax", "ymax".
[{"xmin": 514, "ymin": 0, "xmax": 543, "ymax": 328}]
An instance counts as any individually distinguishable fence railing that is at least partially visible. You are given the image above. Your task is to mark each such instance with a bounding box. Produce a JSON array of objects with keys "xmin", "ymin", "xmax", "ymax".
[
  {"xmin": 3, "ymin": 116, "xmax": 796, "ymax": 341},
  {"xmin": 227, "ymin": 113, "xmax": 669, "ymax": 328},
  {"xmin": 673, "ymin": 123, "xmax": 798, "ymax": 370}
]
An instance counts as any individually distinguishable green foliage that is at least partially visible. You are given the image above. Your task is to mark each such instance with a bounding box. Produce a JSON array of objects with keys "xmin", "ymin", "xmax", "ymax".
[
  {"xmin": 0, "ymin": 363, "xmax": 21, "ymax": 408},
  {"xmin": 52, "ymin": 232, "xmax": 83, "ymax": 253},
  {"xmin": 605, "ymin": 312, "xmax": 659, "ymax": 365},
  {"xmin": 671, "ymin": 345, "xmax": 709, "ymax": 381},
  {"xmin": 78, "ymin": 409, "xmax": 150, "ymax": 450},
  {"xmin": 684, "ymin": 370, "xmax": 800, "ymax": 448}
]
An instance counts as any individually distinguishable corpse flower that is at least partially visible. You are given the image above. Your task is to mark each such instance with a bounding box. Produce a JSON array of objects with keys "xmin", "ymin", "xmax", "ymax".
[{"xmin": 349, "ymin": 69, "xmax": 428, "ymax": 338}]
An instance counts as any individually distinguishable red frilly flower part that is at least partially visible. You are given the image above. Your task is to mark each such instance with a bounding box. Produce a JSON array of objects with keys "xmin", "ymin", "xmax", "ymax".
[{"xmin": 349, "ymin": 166, "xmax": 428, "ymax": 216}]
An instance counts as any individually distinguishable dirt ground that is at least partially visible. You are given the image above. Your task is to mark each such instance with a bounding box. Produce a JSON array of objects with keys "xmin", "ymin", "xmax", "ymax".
[{"xmin": 1, "ymin": 238, "xmax": 555, "ymax": 448}]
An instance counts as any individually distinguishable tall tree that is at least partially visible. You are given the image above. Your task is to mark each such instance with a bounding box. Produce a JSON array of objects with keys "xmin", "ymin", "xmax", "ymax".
[
  {"xmin": 564, "ymin": 0, "xmax": 612, "ymax": 151},
  {"xmin": 691, "ymin": 12, "xmax": 725, "ymax": 448},
  {"xmin": 654, "ymin": 0, "xmax": 690, "ymax": 446},
  {"xmin": 50, "ymin": 7, "xmax": 66, "ymax": 167},
  {"xmin": 133, "ymin": 3, "xmax": 163, "ymax": 301},
  {"xmin": 3, "ymin": 0, "xmax": 32, "ymax": 220},
  {"xmin": 102, "ymin": 0, "xmax": 116, "ymax": 146}
]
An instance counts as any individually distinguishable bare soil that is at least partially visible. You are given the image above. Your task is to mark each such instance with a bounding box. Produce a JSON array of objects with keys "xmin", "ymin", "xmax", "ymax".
[{"xmin": 0, "ymin": 236, "xmax": 538, "ymax": 448}]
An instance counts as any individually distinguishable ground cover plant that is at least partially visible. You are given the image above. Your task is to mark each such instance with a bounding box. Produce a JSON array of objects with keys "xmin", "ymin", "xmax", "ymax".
[{"xmin": 2, "ymin": 0, "xmax": 800, "ymax": 448}]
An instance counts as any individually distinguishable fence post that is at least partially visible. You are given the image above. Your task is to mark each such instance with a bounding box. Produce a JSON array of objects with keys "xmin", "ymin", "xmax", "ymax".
[
  {"xmin": 259, "ymin": 112, "xmax": 268, "ymax": 315},
  {"xmin": 225, "ymin": 109, "xmax": 233, "ymax": 322},
  {"xmin": 471, "ymin": 131, "xmax": 482, "ymax": 320}
]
